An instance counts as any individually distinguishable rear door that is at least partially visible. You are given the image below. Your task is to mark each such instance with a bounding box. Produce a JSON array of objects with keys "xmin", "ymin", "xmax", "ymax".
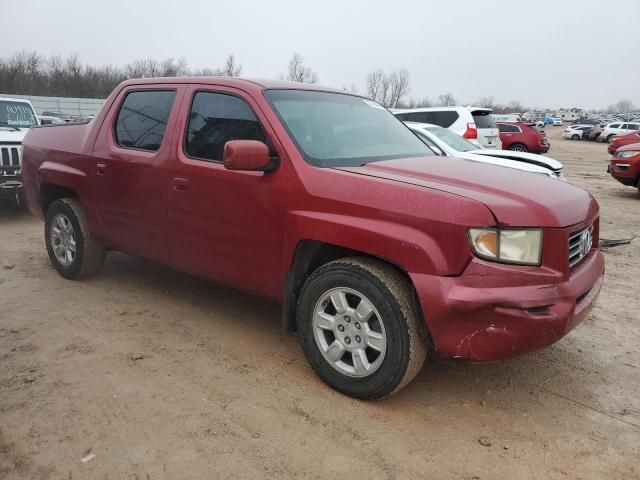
[
  {"xmin": 471, "ymin": 110, "xmax": 501, "ymax": 149},
  {"xmin": 92, "ymin": 86, "xmax": 182, "ymax": 263}
]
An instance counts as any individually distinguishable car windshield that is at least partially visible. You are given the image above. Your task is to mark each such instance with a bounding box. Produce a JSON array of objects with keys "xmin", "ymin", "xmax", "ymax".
[
  {"xmin": 0, "ymin": 101, "xmax": 38, "ymax": 128},
  {"xmin": 264, "ymin": 89, "xmax": 432, "ymax": 167},
  {"xmin": 425, "ymin": 126, "xmax": 477, "ymax": 152}
]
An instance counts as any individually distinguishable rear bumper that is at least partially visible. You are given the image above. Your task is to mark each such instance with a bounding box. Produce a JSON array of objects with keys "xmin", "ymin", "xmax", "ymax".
[{"xmin": 411, "ymin": 250, "xmax": 605, "ymax": 362}]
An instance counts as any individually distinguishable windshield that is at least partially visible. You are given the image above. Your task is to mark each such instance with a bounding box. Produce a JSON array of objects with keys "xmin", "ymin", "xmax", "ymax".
[
  {"xmin": 264, "ymin": 90, "xmax": 432, "ymax": 167},
  {"xmin": 426, "ymin": 126, "xmax": 477, "ymax": 152},
  {"xmin": 0, "ymin": 101, "xmax": 38, "ymax": 128}
]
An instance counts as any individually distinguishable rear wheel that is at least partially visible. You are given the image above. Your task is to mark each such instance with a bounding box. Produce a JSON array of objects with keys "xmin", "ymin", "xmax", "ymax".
[
  {"xmin": 45, "ymin": 198, "xmax": 106, "ymax": 279},
  {"xmin": 510, "ymin": 143, "xmax": 528, "ymax": 152},
  {"xmin": 297, "ymin": 257, "xmax": 427, "ymax": 399}
]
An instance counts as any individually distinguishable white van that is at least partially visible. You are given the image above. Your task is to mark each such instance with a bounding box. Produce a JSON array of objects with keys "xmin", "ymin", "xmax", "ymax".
[{"xmin": 393, "ymin": 106, "xmax": 502, "ymax": 149}]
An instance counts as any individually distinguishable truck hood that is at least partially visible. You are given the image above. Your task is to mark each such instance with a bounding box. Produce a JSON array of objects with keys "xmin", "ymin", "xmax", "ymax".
[
  {"xmin": 336, "ymin": 156, "xmax": 598, "ymax": 228},
  {"xmin": 0, "ymin": 127, "xmax": 29, "ymax": 143},
  {"xmin": 468, "ymin": 149, "xmax": 564, "ymax": 172}
]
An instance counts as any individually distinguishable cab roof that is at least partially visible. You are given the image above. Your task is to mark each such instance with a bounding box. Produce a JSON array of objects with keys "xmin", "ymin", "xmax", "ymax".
[{"xmin": 117, "ymin": 76, "xmax": 345, "ymax": 94}]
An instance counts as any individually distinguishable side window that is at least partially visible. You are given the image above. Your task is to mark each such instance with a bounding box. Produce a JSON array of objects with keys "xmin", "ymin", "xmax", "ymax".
[
  {"xmin": 628, "ymin": 124, "xmax": 639, "ymax": 130},
  {"xmin": 407, "ymin": 112, "xmax": 430, "ymax": 123},
  {"xmin": 114, "ymin": 90, "xmax": 176, "ymax": 151},
  {"xmin": 430, "ymin": 111, "xmax": 459, "ymax": 128},
  {"xmin": 498, "ymin": 123, "xmax": 517, "ymax": 133},
  {"xmin": 620, "ymin": 124, "xmax": 629, "ymax": 129},
  {"xmin": 394, "ymin": 113, "xmax": 409, "ymax": 121},
  {"xmin": 185, "ymin": 91, "xmax": 268, "ymax": 162},
  {"xmin": 610, "ymin": 123, "xmax": 620, "ymax": 129}
]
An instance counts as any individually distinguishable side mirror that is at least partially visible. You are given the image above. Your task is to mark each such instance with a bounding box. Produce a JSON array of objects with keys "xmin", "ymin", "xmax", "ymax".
[{"xmin": 223, "ymin": 140, "xmax": 276, "ymax": 172}]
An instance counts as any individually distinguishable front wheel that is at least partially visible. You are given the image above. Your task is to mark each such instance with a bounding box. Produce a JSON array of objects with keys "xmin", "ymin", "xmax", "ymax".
[
  {"xmin": 607, "ymin": 134, "xmax": 615, "ymax": 143},
  {"xmin": 45, "ymin": 198, "xmax": 106, "ymax": 279},
  {"xmin": 571, "ymin": 134, "xmax": 580, "ymax": 140},
  {"xmin": 297, "ymin": 257, "xmax": 428, "ymax": 399}
]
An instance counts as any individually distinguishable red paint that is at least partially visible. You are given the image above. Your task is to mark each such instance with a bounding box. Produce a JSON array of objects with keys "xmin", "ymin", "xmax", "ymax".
[
  {"xmin": 609, "ymin": 143, "xmax": 640, "ymax": 189},
  {"xmin": 497, "ymin": 121, "xmax": 550, "ymax": 153},
  {"xmin": 608, "ymin": 132, "xmax": 640, "ymax": 155},
  {"xmin": 21, "ymin": 77, "xmax": 604, "ymax": 362}
]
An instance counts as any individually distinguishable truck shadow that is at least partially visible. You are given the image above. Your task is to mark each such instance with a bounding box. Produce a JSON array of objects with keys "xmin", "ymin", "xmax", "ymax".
[
  {"xmin": 0, "ymin": 205, "xmax": 28, "ymax": 222},
  {"xmin": 97, "ymin": 252, "xmax": 601, "ymax": 414}
]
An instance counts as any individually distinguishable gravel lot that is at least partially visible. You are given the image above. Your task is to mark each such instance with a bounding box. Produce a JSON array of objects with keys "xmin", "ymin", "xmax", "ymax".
[{"xmin": 1, "ymin": 127, "xmax": 639, "ymax": 479}]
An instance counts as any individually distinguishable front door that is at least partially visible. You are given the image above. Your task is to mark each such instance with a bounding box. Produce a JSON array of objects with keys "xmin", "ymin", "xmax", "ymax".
[{"xmin": 167, "ymin": 86, "xmax": 291, "ymax": 299}]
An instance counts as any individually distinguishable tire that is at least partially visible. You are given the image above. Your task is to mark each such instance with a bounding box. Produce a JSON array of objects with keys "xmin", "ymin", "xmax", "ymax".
[
  {"xmin": 509, "ymin": 143, "xmax": 528, "ymax": 152},
  {"xmin": 571, "ymin": 134, "xmax": 580, "ymax": 140},
  {"xmin": 607, "ymin": 134, "xmax": 615, "ymax": 143},
  {"xmin": 297, "ymin": 257, "xmax": 428, "ymax": 400},
  {"xmin": 44, "ymin": 198, "xmax": 106, "ymax": 279}
]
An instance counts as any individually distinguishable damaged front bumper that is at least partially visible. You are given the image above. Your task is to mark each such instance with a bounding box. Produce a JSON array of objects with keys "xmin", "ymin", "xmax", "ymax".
[{"xmin": 411, "ymin": 249, "xmax": 605, "ymax": 361}]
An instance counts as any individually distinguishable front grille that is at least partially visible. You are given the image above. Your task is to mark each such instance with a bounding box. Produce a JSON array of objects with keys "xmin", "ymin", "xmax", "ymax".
[
  {"xmin": 568, "ymin": 224, "xmax": 594, "ymax": 268},
  {"xmin": 0, "ymin": 145, "xmax": 21, "ymax": 168}
]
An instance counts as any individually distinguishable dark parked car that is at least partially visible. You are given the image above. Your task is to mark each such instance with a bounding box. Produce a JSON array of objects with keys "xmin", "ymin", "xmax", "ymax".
[{"xmin": 496, "ymin": 121, "xmax": 550, "ymax": 153}]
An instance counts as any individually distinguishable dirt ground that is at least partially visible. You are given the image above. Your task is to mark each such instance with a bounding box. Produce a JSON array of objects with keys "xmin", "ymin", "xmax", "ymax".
[{"xmin": 1, "ymin": 127, "xmax": 639, "ymax": 480}]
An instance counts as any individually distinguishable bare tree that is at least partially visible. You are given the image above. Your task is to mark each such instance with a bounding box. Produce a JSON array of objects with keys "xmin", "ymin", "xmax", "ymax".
[
  {"xmin": 366, "ymin": 69, "xmax": 389, "ymax": 105},
  {"xmin": 437, "ymin": 93, "xmax": 457, "ymax": 106},
  {"xmin": 387, "ymin": 69, "xmax": 410, "ymax": 108},
  {"xmin": 505, "ymin": 100, "xmax": 525, "ymax": 113},
  {"xmin": 366, "ymin": 69, "xmax": 410, "ymax": 107},
  {"xmin": 286, "ymin": 53, "xmax": 318, "ymax": 83},
  {"xmin": 474, "ymin": 96, "xmax": 496, "ymax": 109},
  {"xmin": 407, "ymin": 97, "xmax": 432, "ymax": 108},
  {"xmin": 342, "ymin": 83, "xmax": 358, "ymax": 94},
  {"xmin": 222, "ymin": 54, "xmax": 242, "ymax": 77},
  {"xmin": 616, "ymin": 98, "xmax": 635, "ymax": 113}
]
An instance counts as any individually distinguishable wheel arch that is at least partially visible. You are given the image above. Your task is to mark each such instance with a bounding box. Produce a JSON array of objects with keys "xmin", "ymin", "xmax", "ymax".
[
  {"xmin": 281, "ymin": 239, "xmax": 423, "ymax": 335},
  {"xmin": 40, "ymin": 183, "xmax": 78, "ymax": 216}
]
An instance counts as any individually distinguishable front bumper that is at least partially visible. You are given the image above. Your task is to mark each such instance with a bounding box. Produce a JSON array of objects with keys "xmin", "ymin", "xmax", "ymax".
[{"xmin": 410, "ymin": 249, "xmax": 605, "ymax": 362}]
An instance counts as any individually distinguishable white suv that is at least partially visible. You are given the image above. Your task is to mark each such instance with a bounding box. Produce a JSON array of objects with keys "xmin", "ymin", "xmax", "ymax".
[
  {"xmin": 599, "ymin": 122, "xmax": 640, "ymax": 142},
  {"xmin": 393, "ymin": 106, "xmax": 502, "ymax": 149}
]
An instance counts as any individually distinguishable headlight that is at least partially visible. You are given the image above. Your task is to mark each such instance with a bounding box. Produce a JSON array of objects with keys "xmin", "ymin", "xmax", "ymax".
[
  {"xmin": 616, "ymin": 150, "xmax": 640, "ymax": 158},
  {"xmin": 468, "ymin": 228, "xmax": 543, "ymax": 265}
]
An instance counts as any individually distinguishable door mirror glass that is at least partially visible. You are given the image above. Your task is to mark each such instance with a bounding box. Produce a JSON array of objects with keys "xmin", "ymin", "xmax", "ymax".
[{"xmin": 223, "ymin": 140, "xmax": 275, "ymax": 171}]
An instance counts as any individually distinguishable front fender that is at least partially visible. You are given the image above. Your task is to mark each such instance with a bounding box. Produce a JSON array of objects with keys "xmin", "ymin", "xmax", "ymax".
[{"xmin": 285, "ymin": 210, "xmax": 455, "ymax": 276}]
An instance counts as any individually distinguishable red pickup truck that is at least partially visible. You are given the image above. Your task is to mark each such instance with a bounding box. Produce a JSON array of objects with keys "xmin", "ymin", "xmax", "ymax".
[{"xmin": 21, "ymin": 78, "xmax": 604, "ymax": 399}]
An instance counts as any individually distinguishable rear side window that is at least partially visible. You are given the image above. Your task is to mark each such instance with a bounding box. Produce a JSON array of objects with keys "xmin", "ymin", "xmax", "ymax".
[
  {"xmin": 497, "ymin": 123, "xmax": 519, "ymax": 133},
  {"xmin": 472, "ymin": 112, "xmax": 497, "ymax": 128},
  {"xmin": 398, "ymin": 111, "xmax": 459, "ymax": 128},
  {"xmin": 185, "ymin": 92, "xmax": 268, "ymax": 162},
  {"xmin": 628, "ymin": 124, "xmax": 639, "ymax": 130},
  {"xmin": 115, "ymin": 90, "xmax": 176, "ymax": 151}
]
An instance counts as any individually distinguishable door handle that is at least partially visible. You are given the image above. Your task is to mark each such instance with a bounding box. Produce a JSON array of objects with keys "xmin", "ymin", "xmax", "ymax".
[
  {"xmin": 96, "ymin": 163, "xmax": 107, "ymax": 175},
  {"xmin": 173, "ymin": 177, "xmax": 189, "ymax": 192}
]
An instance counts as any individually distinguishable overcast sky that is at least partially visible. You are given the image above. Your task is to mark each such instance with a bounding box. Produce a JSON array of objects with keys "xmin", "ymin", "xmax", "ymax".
[{"xmin": 3, "ymin": 0, "xmax": 639, "ymax": 109}]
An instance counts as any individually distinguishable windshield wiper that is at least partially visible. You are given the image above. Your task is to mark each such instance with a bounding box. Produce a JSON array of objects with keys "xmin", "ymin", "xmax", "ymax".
[{"xmin": 0, "ymin": 122, "xmax": 21, "ymax": 131}]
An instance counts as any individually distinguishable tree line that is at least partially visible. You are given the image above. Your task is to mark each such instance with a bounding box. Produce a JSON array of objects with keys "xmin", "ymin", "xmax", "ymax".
[{"xmin": 0, "ymin": 51, "xmax": 634, "ymax": 114}]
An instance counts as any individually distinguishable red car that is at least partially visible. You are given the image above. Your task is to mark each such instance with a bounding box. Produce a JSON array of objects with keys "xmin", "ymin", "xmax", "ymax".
[
  {"xmin": 608, "ymin": 143, "xmax": 640, "ymax": 192},
  {"xmin": 21, "ymin": 78, "xmax": 604, "ymax": 399},
  {"xmin": 497, "ymin": 121, "xmax": 550, "ymax": 153},
  {"xmin": 608, "ymin": 132, "xmax": 640, "ymax": 155}
]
